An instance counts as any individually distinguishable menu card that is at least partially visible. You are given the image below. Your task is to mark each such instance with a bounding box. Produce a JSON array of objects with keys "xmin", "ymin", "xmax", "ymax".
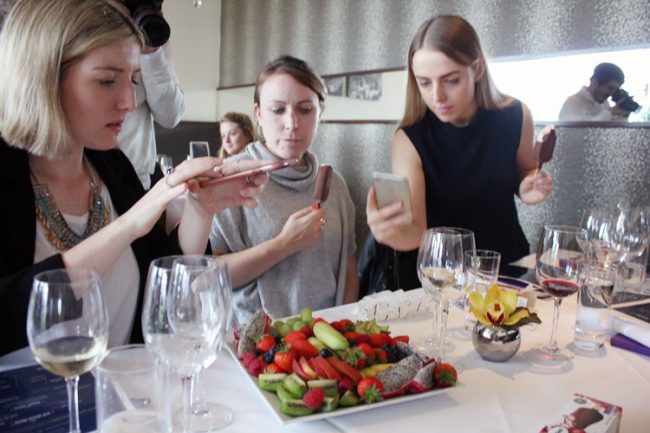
[
  {"xmin": 539, "ymin": 393, "xmax": 622, "ymax": 433},
  {"xmin": 0, "ymin": 364, "xmax": 95, "ymax": 433}
]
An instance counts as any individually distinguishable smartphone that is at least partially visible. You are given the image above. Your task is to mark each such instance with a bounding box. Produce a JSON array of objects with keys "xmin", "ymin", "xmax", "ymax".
[
  {"xmin": 199, "ymin": 158, "xmax": 301, "ymax": 187},
  {"xmin": 373, "ymin": 172, "xmax": 411, "ymax": 212},
  {"xmin": 189, "ymin": 141, "xmax": 210, "ymax": 159}
]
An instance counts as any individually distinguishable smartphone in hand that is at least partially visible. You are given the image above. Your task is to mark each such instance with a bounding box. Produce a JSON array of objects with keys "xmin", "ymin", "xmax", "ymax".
[
  {"xmin": 373, "ymin": 172, "xmax": 411, "ymax": 212},
  {"xmin": 199, "ymin": 158, "xmax": 301, "ymax": 187},
  {"xmin": 189, "ymin": 141, "xmax": 210, "ymax": 159}
]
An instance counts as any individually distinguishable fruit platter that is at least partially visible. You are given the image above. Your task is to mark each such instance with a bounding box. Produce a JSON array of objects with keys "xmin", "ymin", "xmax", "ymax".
[{"xmin": 227, "ymin": 308, "xmax": 460, "ymax": 424}]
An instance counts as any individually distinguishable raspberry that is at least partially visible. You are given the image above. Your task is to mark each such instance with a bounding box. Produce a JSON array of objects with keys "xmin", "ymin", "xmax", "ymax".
[
  {"xmin": 247, "ymin": 358, "xmax": 266, "ymax": 377},
  {"xmin": 241, "ymin": 352, "xmax": 257, "ymax": 368},
  {"xmin": 302, "ymin": 388, "xmax": 325, "ymax": 410}
]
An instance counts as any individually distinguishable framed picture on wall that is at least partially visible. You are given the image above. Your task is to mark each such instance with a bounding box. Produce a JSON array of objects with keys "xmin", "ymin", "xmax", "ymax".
[
  {"xmin": 324, "ymin": 76, "xmax": 346, "ymax": 97},
  {"xmin": 347, "ymin": 73, "xmax": 382, "ymax": 100}
]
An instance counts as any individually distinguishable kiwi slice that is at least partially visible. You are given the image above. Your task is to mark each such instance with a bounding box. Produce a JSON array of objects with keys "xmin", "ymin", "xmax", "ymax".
[
  {"xmin": 280, "ymin": 399, "xmax": 314, "ymax": 417},
  {"xmin": 307, "ymin": 379, "xmax": 338, "ymax": 398},
  {"xmin": 275, "ymin": 384, "xmax": 294, "ymax": 402},
  {"xmin": 339, "ymin": 390, "xmax": 360, "ymax": 407},
  {"xmin": 283, "ymin": 373, "xmax": 307, "ymax": 398},
  {"xmin": 258, "ymin": 373, "xmax": 287, "ymax": 392},
  {"xmin": 320, "ymin": 395, "xmax": 339, "ymax": 412}
]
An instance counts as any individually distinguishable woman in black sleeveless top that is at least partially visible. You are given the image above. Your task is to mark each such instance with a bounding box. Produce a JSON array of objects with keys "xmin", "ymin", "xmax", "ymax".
[{"xmin": 365, "ymin": 15, "xmax": 553, "ymax": 288}]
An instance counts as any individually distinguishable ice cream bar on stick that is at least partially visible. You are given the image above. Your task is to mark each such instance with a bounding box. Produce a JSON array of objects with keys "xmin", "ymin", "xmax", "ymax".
[
  {"xmin": 313, "ymin": 164, "xmax": 333, "ymax": 208},
  {"xmin": 533, "ymin": 125, "xmax": 556, "ymax": 173}
]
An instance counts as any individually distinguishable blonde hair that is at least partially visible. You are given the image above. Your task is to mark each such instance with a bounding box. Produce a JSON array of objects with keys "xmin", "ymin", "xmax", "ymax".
[
  {"xmin": 0, "ymin": 0, "xmax": 143, "ymax": 158},
  {"xmin": 400, "ymin": 15, "xmax": 509, "ymax": 128},
  {"xmin": 218, "ymin": 112, "xmax": 257, "ymax": 159}
]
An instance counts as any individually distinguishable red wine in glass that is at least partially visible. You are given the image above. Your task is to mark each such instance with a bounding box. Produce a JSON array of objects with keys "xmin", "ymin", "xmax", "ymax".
[{"xmin": 540, "ymin": 278, "xmax": 579, "ymax": 298}]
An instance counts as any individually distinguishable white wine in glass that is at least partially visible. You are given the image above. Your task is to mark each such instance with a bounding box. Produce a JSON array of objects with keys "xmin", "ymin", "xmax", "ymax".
[{"xmin": 27, "ymin": 268, "xmax": 108, "ymax": 433}]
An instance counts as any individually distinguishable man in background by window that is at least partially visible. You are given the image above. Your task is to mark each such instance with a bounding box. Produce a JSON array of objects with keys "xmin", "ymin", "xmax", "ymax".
[
  {"xmin": 118, "ymin": 42, "xmax": 185, "ymax": 190},
  {"xmin": 559, "ymin": 63, "xmax": 630, "ymax": 121}
]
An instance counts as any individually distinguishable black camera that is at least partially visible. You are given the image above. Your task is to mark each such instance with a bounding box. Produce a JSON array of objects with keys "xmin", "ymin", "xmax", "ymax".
[
  {"xmin": 612, "ymin": 88, "xmax": 641, "ymax": 113},
  {"xmin": 123, "ymin": 0, "xmax": 170, "ymax": 47}
]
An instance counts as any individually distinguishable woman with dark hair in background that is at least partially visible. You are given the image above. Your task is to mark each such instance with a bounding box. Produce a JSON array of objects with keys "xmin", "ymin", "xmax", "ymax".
[
  {"xmin": 219, "ymin": 111, "xmax": 257, "ymax": 159},
  {"xmin": 211, "ymin": 55, "xmax": 358, "ymax": 325},
  {"xmin": 365, "ymin": 15, "xmax": 553, "ymax": 289}
]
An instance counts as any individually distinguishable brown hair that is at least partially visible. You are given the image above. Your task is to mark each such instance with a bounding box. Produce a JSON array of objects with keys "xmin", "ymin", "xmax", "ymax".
[
  {"xmin": 253, "ymin": 55, "xmax": 327, "ymax": 109},
  {"xmin": 218, "ymin": 111, "xmax": 256, "ymax": 158},
  {"xmin": 400, "ymin": 15, "xmax": 508, "ymax": 128}
]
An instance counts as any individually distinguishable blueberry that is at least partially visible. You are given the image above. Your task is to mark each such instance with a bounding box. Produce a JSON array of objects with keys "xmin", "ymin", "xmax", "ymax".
[
  {"xmin": 320, "ymin": 348, "xmax": 334, "ymax": 358},
  {"xmin": 263, "ymin": 347, "xmax": 276, "ymax": 364}
]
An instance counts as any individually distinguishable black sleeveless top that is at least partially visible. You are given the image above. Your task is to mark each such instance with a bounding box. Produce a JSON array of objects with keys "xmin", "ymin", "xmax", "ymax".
[{"xmin": 400, "ymin": 101, "xmax": 529, "ymax": 283}]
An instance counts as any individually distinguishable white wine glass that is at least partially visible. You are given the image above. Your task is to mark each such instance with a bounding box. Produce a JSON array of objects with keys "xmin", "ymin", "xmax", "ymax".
[
  {"xmin": 534, "ymin": 225, "xmax": 587, "ymax": 363},
  {"xmin": 27, "ymin": 268, "xmax": 108, "ymax": 433},
  {"xmin": 416, "ymin": 228, "xmax": 464, "ymax": 361}
]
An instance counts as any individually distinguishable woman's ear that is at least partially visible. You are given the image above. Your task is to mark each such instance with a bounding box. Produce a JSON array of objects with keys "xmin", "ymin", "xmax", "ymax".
[
  {"xmin": 253, "ymin": 103, "xmax": 261, "ymax": 124},
  {"xmin": 473, "ymin": 57, "xmax": 486, "ymax": 82}
]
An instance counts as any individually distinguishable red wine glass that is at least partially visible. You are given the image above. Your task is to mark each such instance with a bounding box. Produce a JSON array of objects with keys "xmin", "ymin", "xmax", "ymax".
[{"xmin": 535, "ymin": 225, "xmax": 587, "ymax": 362}]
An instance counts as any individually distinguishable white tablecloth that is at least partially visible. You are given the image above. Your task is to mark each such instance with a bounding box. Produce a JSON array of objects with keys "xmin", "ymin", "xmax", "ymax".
[{"xmin": 200, "ymin": 290, "xmax": 650, "ymax": 433}]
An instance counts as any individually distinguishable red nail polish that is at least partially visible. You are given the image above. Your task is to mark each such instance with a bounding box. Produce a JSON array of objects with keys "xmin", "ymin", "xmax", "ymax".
[{"xmin": 311, "ymin": 203, "xmax": 319, "ymax": 210}]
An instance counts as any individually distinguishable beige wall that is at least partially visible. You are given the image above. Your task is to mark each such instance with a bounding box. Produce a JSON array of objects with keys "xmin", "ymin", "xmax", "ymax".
[{"xmin": 163, "ymin": 0, "xmax": 221, "ymax": 122}]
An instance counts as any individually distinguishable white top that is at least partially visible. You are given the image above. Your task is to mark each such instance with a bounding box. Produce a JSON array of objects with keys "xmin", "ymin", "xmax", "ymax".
[
  {"xmin": 118, "ymin": 47, "xmax": 185, "ymax": 189},
  {"xmin": 558, "ymin": 86, "xmax": 614, "ymax": 121},
  {"xmin": 34, "ymin": 184, "xmax": 140, "ymax": 348}
]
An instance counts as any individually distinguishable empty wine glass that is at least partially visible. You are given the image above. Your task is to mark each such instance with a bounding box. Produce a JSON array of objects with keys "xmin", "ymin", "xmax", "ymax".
[
  {"xmin": 533, "ymin": 225, "xmax": 587, "ymax": 362},
  {"xmin": 416, "ymin": 228, "xmax": 464, "ymax": 361},
  {"xmin": 27, "ymin": 268, "xmax": 108, "ymax": 433}
]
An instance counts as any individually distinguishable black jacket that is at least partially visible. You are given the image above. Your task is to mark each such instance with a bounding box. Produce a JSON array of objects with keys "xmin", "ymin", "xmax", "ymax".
[{"xmin": 0, "ymin": 139, "xmax": 184, "ymax": 356}]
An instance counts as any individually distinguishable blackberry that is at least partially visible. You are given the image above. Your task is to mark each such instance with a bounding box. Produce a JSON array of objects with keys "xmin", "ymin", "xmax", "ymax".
[
  {"xmin": 274, "ymin": 335, "xmax": 282, "ymax": 344},
  {"xmin": 262, "ymin": 346, "xmax": 276, "ymax": 364},
  {"xmin": 320, "ymin": 348, "xmax": 334, "ymax": 358},
  {"xmin": 386, "ymin": 346, "xmax": 402, "ymax": 363}
]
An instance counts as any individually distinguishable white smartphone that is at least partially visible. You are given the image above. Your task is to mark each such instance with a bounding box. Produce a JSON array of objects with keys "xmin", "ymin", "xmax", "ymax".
[
  {"xmin": 372, "ymin": 172, "xmax": 411, "ymax": 212},
  {"xmin": 189, "ymin": 141, "xmax": 210, "ymax": 159}
]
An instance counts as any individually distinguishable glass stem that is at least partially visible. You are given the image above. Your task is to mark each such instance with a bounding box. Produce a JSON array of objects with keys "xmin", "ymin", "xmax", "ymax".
[
  {"xmin": 438, "ymin": 298, "xmax": 450, "ymax": 361},
  {"xmin": 548, "ymin": 297, "xmax": 563, "ymax": 351},
  {"xmin": 65, "ymin": 376, "xmax": 80, "ymax": 433},
  {"xmin": 181, "ymin": 374, "xmax": 195, "ymax": 433},
  {"xmin": 430, "ymin": 296, "xmax": 441, "ymax": 354}
]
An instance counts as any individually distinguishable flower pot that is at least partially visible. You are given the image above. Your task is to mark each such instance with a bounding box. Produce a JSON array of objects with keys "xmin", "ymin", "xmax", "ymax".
[{"xmin": 472, "ymin": 322, "xmax": 521, "ymax": 362}]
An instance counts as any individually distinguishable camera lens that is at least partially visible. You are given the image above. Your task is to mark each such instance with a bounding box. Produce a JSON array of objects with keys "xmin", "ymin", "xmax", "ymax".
[{"xmin": 138, "ymin": 13, "xmax": 170, "ymax": 47}]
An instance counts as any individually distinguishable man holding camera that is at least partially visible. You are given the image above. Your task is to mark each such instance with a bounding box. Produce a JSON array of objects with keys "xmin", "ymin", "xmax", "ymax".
[
  {"xmin": 118, "ymin": 0, "xmax": 185, "ymax": 189},
  {"xmin": 559, "ymin": 62, "xmax": 637, "ymax": 121}
]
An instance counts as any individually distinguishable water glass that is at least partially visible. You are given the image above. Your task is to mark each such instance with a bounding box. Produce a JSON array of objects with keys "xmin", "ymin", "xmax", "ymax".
[
  {"xmin": 574, "ymin": 263, "xmax": 613, "ymax": 351},
  {"xmin": 95, "ymin": 344, "xmax": 168, "ymax": 433},
  {"xmin": 463, "ymin": 250, "xmax": 501, "ymax": 330}
]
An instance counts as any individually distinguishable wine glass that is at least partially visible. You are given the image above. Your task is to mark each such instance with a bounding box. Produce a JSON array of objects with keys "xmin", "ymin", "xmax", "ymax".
[
  {"xmin": 534, "ymin": 225, "xmax": 587, "ymax": 362},
  {"xmin": 27, "ymin": 268, "xmax": 108, "ymax": 433},
  {"xmin": 416, "ymin": 228, "xmax": 464, "ymax": 361}
]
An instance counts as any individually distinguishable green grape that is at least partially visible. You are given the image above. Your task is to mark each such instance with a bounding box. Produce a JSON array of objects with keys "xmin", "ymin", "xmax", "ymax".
[
  {"xmin": 292, "ymin": 320, "xmax": 306, "ymax": 331},
  {"xmin": 273, "ymin": 320, "xmax": 285, "ymax": 330},
  {"xmin": 278, "ymin": 324, "xmax": 292, "ymax": 337},
  {"xmin": 300, "ymin": 308, "xmax": 313, "ymax": 323}
]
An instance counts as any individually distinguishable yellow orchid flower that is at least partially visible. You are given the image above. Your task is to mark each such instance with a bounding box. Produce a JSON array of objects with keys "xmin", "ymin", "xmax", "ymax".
[{"xmin": 468, "ymin": 284, "xmax": 533, "ymax": 328}]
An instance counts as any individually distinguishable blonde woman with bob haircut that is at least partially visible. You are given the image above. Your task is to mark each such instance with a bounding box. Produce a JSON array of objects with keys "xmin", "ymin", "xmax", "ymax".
[
  {"xmin": 0, "ymin": 0, "xmax": 268, "ymax": 357},
  {"xmin": 366, "ymin": 15, "xmax": 553, "ymax": 287}
]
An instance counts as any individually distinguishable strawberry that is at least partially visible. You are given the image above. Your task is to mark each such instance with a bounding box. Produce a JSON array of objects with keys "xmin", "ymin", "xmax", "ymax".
[
  {"xmin": 302, "ymin": 387, "xmax": 325, "ymax": 410},
  {"xmin": 344, "ymin": 331, "xmax": 369, "ymax": 345},
  {"xmin": 256, "ymin": 334, "xmax": 276, "ymax": 353},
  {"xmin": 357, "ymin": 377, "xmax": 384, "ymax": 403},
  {"xmin": 338, "ymin": 319, "xmax": 355, "ymax": 333},
  {"xmin": 357, "ymin": 343, "xmax": 375, "ymax": 364},
  {"xmin": 274, "ymin": 348, "xmax": 297, "ymax": 373},
  {"xmin": 433, "ymin": 362, "xmax": 458, "ymax": 388},
  {"xmin": 374, "ymin": 348, "xmax": 388, "ymax": 363},
  {"xmin": 264, "ymin": 362, "xmax": 284, "ymax": 374},
  {"xmin": 390, "ymin": 335, "xmax": 410, "ymax": 347},
  {"xmin": 299, "ymin": 325, "xmax": 313, "ymax": 338},
  {"xmin": 290, "ymin": 339, "xmax": 319, "ymax": 359},
  {"xmin": 284, "ymin": 330, "xmax": 307, "ymax": 346},
  {"xmin": 313, "ymin": 317, "xmax": 327, "ymax": 326},
  {"xmin": 369, "ymin": 333, "xmax": 392, "ymax": 348}
]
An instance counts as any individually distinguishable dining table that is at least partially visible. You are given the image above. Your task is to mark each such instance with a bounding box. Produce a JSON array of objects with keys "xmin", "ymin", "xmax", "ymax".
[{"xmin": 198, "ymin": 285, "xmax": 650, "ymax": 433}]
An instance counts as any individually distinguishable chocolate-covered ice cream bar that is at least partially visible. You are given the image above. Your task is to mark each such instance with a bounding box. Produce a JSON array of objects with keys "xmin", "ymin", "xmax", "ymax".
[
  {"xmin": 313, "ymin": 164, "xmax": 333, "ymax": 207},
  {"xmin": 533, "ymin": 126, "xmax": 556, "ymax": 170}
]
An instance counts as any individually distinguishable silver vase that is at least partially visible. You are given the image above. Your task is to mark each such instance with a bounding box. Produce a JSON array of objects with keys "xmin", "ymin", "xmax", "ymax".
[{"xmin": 472, "ymin": 322, "xmax": 521, "ymax": 362}]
